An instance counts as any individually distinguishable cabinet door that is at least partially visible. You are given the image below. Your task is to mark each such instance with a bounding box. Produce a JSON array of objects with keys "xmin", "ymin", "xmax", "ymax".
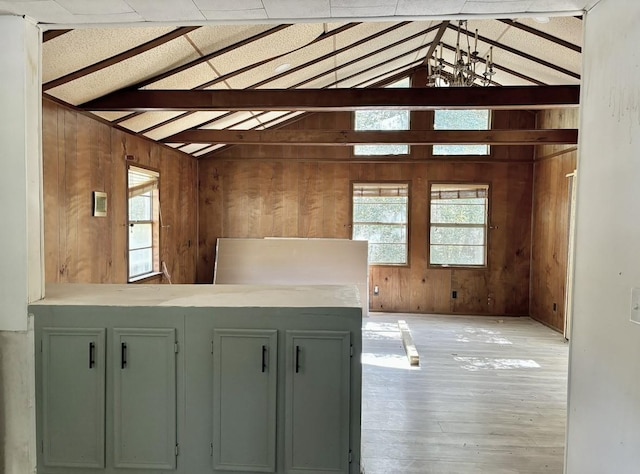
[
  {"xmin": 285, "ymin": 331, "xmax": 351, "ymax": 474},
  {"xmin": 213, "ymin": 329, "xmax": 278, "ymax": 472},
  {"xmin": 41, "ymin": 328, "xmax": 106, "ymax": 468},
  {"xmin": 113, "ymin": 328, "xmax": 177, "ymax": 470}
]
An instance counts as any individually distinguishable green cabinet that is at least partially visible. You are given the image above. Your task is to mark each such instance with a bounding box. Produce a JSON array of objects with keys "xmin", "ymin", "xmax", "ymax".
[
  {"xmin": 113, "ymin": 328, "xmax": 177, "ymax": 470},
  {"xmin": 212, "ymin": 329, "xmax": 278, "ymax": 472},
  {"xmin": 41, "ymin": 328, "xmax": 106, "ymax": 469},
  {"xmin": 285, "ymin": 331, "xmax": 351, "ymax": 474}
]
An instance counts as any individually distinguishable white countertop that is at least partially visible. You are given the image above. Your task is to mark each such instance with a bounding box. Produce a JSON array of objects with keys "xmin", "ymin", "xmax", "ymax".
[{"xmin": 32, "ymin": 284, "xmax": 362, "ymax": 309}]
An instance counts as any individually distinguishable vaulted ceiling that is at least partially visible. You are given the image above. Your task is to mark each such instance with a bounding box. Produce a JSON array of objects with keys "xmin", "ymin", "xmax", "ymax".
[{"xmin": 1, "ymin": 1, "xmax": 587, "ymax": 158}]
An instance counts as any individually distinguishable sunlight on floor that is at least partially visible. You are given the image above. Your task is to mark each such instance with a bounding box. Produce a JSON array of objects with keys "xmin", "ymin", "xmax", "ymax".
[{"xmin": 454, "ymin": 356, "xmax": 541, "ymax": 371}]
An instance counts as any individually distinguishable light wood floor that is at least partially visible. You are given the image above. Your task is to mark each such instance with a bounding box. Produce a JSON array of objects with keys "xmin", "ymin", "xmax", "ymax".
[{"xmin": 360, "ymin": 314, "xmax": 569, "ymax": 474}]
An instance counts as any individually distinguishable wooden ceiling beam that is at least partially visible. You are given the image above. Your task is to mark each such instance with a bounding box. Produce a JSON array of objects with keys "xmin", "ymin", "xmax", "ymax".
[
  {"xmin": 43, "ymin": 29, "xmax": 71, "ymax": 42},
  {"xmin": 81, "ymin": 85, "xmax": 580, "ymax": 112},
  {"xmin": 446, "ymin": 23, "xmax": 580, "ymax": 80},
  {"xmin": 422, "ymin": 21, "xmax": 449, "ymax": 65},
  {"xmin": 128, "ymin": 22, "xmax": 411, "ymax": 136},
  {"xmin": 499, "ymin": 19, "xmax": 581, "ymax": 53},
  {"xmin": 43, "ymin": 27, "xmax": 200, "ymax": 91},
  {"xmin": 165, "ymin": 129, "xmax": 578, "ymax": 146}
]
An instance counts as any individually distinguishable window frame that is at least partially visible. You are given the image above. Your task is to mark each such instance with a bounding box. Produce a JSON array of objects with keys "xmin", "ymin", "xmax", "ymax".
[
  {"xmin": 127, "ymin": 164, "xmax": 161, "ymax": 282},
  {"xmin": 427, "ymin": 181, "xmax": 491, "ymax": 269},
  {"xmin": 351, "ymin": 181, "xmax": 411, "ymax": 267},
  {"xmin": 432, "ymin": 109, "xmax": 493, "ymax": 157},
  {"xmin": 352, "ymin": 78, "xmax": 411, "ymax": 157}
]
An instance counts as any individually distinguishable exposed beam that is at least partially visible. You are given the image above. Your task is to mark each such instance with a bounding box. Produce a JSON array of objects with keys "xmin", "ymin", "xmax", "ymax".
[
  {"xmin": 499, "ymin": 19, "xmax": 581, "ymax": 53},
  {"xmin": 82, "ymin": 85, "xmax": 580, "ymax": 112},
  {"xmin": 422, "ymin": 21, "xmax": 449, "ymax": 65},
  {"xmin": 165, "ymin": 129, "xmax": 578, "ymax": 146},
  {"xmin": 439, "ymin": 43, "xmax": 544, "ymax": 86},
  {"xmin": 43, "ymin": 29, "xmax": 71, "ymax": 42},
  {"xmin": 130, "ymin": 22, "xmax": 410, "ymax": 136},
  {"xmin": 43, "ymin": 27, "xmax": 200, "ymax": 91},
  {"xmin": 447, "ymin": 23, "xmax": 580, "ymax": 80}
]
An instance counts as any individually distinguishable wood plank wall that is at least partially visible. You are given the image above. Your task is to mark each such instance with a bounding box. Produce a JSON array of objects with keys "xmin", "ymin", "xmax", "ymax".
[
  {"xmin": 530, "ymin": 108, "xmax": 579, "ymax": 331},
  {"xmin": 198, "ymin": 109, "xmax": 535, "ymax": 315},
  {"xmin": 42, "ymin": 99, "xmax": 198, "ymax": 284}
]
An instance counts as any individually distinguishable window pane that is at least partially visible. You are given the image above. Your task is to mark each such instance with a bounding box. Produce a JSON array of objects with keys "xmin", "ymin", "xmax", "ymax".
[
  {"xmin": 434, "ymin": 109, "xmax": 490, "ymax": 156},
  {"xmin": 430, "ymin": 245, "xmax": 485, "ymax": 266},
  {"xmin": 129, "ymin": 194, "xmax": 152, "ymax": 221},
  {"xmin": 352, "ymin": 183, "xmax": 409, "ymax": 265},
  {"xmin": 430, "ymin": 226, "xmax": 485, "ymax": 245},
  {"xmin": 354, "ymin": 144, "xmax": 409, "ymax": 155},
  {"xmin": 129, "ymin": 248, "xmax": 153, "ymax": 277},
  {"xmin": 354, "ymin": 78, "xmax": 410, "ymax": 156},
  {"xmin": 353, "ymin": 224, "xmax": 407, "ymax": 244},
  {"xmin": 429, "ymin": 183, "xmax": 488, "ymax": 267},
  {"xmin": 431, "ymin": 201, "xmax": 487, "ymax": 224},
  {"xmin": 129, "ymin": 223, "xmax": 152, "ymax": 250},
  {"xmin": 369, "ymin": 244, "xmax": 407, "ymax": 265},
  {"xmin": 353, "ymin": 201, "xmax": 408, "ymax": 224}
]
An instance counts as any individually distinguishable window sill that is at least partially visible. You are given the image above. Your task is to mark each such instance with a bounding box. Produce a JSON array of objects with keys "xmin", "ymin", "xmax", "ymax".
[
  {"xmin": 429, "ymin": 264, "xmax": 487, "ymax": 270},
  {"xmin": 128, "ymin": 272, "xmax": 163, "ymax": 284}
]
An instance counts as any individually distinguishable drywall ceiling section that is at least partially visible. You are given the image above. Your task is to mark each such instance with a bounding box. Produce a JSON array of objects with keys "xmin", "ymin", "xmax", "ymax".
[{"xmin": 0, "ymin": 0, "xmax": 590, "ymax": 25}]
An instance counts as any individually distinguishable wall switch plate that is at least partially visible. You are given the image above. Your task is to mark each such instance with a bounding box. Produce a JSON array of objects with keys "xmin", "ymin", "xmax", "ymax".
[{"xmin": 631, "ymin": 288, "xmax": 640, "ymax": 325}]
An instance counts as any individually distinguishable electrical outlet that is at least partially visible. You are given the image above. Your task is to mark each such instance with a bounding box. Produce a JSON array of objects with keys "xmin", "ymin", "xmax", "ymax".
[
  {"xmin": 631, "ymin": 288, "xmax": 640, "ymax": 324},
  {"xmin": 452, "ymin": 290, "xmax": 457, "ymax": 299}
]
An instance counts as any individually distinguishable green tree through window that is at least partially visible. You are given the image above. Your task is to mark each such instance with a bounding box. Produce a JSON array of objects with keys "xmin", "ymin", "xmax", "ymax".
[
  {"xmin": 430, "ymin": 183, "xmax": 489, "ymax": 266},
  {"xmin": 352, "ymin": 183, "xmax": 409, "ymax": 265},
  {"xmin": 434, "ymin": 109, "xmax": 490, "ymax": 155},
  {"xmin": 354, "ymin": 78, "xmax": 410, "ymax": 156}
]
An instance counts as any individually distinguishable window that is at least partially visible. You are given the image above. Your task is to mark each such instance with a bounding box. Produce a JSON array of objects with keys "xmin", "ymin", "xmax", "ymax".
[
  {"xmin": 352, "ymin": 183, "xmax": 409, "ymax": 265},
  {"xmin": 430, "ymin": 183, "xmax": 489, "ymax": 267},
  {"xmin": 354, "ymin": 78, "xmax": 410, "ymax": 156},
  {"xmin": 433, "ymin": 109, "xmax": 490, "ymax": 155},
  {"xmin": 128, "ymin": 165, "xmax": 160, "ymax": 280}
]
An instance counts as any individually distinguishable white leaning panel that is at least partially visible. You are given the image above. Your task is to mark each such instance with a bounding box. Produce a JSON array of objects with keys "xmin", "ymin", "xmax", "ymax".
[{"xmin": 214, "ymin": 238, "xmax": 369, "ymax": 316}]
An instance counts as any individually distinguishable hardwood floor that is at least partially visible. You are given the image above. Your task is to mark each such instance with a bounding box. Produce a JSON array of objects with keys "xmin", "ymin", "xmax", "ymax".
[{"xmin": 361, "ymin": 314, "xmax": 569, "ymax": 474}]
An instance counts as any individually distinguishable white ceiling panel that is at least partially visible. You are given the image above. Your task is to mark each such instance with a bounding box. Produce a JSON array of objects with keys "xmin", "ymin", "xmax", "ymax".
[
  {"xmin": 43, "ymin": 26, "xmax": 175, "ymax": 83},
  {"xmin": 201, "ymin": 111, "xmax": 257, "ymax": 129},
  {"xmin": 119, "ymin": 112, "xmax": 187, "ymax": 132},
  {"xmin": 91, "ymin": 111, "xmax": 135, "ymax": 122},
  {"xmin": 514, "ymin": 16, "xmax": 582, "ymax": 46},
  {"xmin": 144, "ymin": 112, "xmax": 231, "ymax": 140},
  {"xmin": 194, "ymin": 144, "xmax": 226, "ymax": 156},
  {"xmin": 177, "ymin": 143, "xmax": 211, "ymax": 154}
]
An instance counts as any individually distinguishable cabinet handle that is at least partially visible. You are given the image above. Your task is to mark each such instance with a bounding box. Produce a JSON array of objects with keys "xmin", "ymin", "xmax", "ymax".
[
  {"xmin": 261, "ymin": 345, "xmax": 267, "ymax": 373},
  {"xmin": 121, "ymin": 342, "xmax": 127, "ymax": 369},
  {"xmin": 89, "ymin": 342, "xmax": 95, "ymax": 369},
  {"xmin": 295, "ymin": 345, "xmax": 300, "ymax": 373}
]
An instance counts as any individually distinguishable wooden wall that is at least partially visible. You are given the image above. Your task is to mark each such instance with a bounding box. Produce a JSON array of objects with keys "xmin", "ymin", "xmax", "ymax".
[
  {"xmin": 198, "ymin": 109, "xmax": 535, "ymax": 315},
  {"xmin": 42, "ymin": 99, "xmax": 198, "ymax": 284},
  {"xmin": 530, "ymin": 108, "xmax": 579, "ymax": 331}
]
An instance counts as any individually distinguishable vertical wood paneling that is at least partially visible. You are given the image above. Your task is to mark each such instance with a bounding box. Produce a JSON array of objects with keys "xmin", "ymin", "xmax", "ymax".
[
  {"xmin": 530, "ymin": 108, "xmax": 579, "ymax": 331},
  {"xmin": 42, "ymin": 99, "xmax": 198, "ymax": 284},
  {"xmin": 198, "ymin": 132, "xmax": 534, "ymax": 315}
]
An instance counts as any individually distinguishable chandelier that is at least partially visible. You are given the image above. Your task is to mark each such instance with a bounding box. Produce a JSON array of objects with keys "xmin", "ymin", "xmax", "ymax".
[{"xmin": 427, "ymin": 20, "xmax": 496, "ymax": 87}]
